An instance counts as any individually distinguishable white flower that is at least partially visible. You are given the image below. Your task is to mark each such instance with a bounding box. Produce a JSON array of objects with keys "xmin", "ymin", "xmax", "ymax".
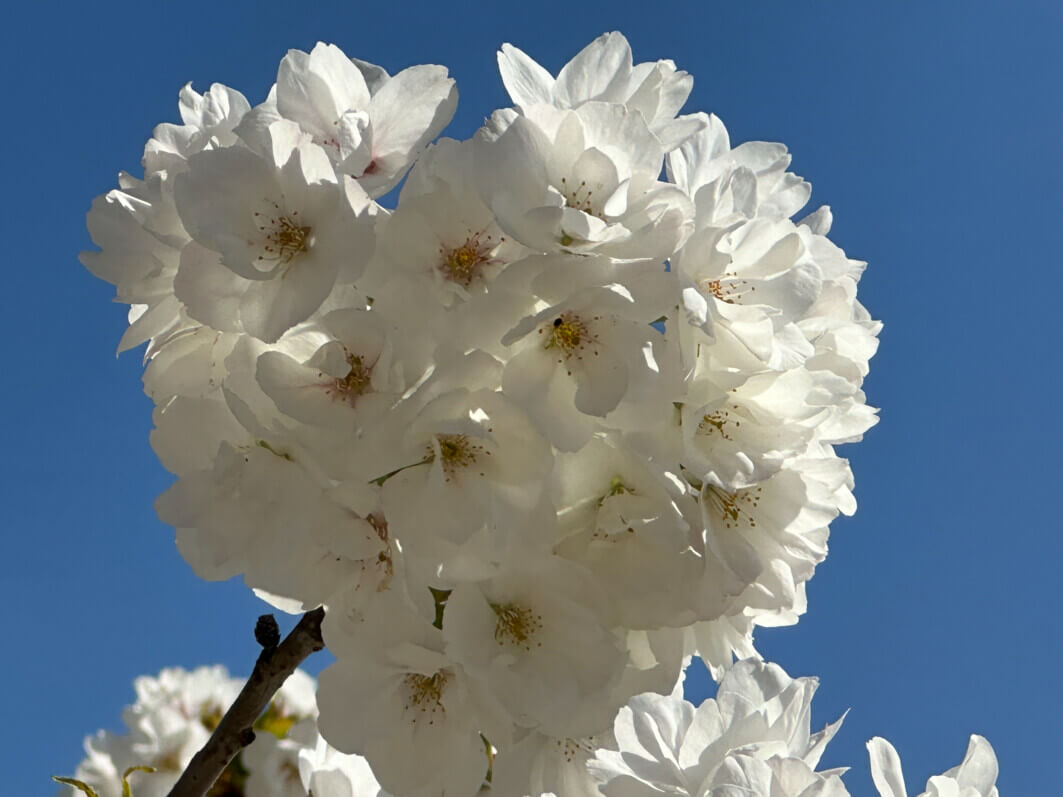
[
  {"xmin": 173, "ymin": 120, "xmax": 375, "ymax": 342},
  {"xmin": 63, "ymin": 668, "xmax": 337, "ymax": 797},
  {"xmin": 501, "ymin": 283, "xmax": 673, "ymax": 451},
  {"xmin": 244, "ymin": 719, "xmax": 318, "ymax": 797},
  {"xmin": 374, "ymin": 387, "xmax": 553, "ymax": 564},
  {"xmin": 497, "ymin": 31, "xmax": 705, "ymax": 150},
  {"xmin": 153, "ymin": 392, "xmax": 381, "ymax": 611},
  {"xmin": 551, "ymin": 436, "xmax": 702, "ymax": 629},
  {"xmin": 672, "ymin": 216, "xmax": 821, "ymax": 373},
  {"xmin": 298, "ymin": 736, "xmax": 393, "ymax": 797},
  {"xmin": 591, "ymin": 659, "xmax": 848, "ymax": 797},
  {"xmin": 237, "ymin": 42, "xmax": 457, "ymax": 196},
  {"xmin": 668, "ymin": 112, "xmax": 813, "ymax": 225},
  {"xmin": 318, "ymin": 590, "xmax": 507, "ymax": 797},
  {"xmin": 868, "ymin": 736, "xmax": 999, "ymax": 797},
  {"xmin": 475, "ymin": 102, "xmax": 692, "ymax": 258},
  {"xmin": 82, "ymin": 171, "xmax": 193, "ymax": 356},
  {"xmin": 491, "ymin": 729, "xmax": 612, "ymax": 797},
  {"xmin": 243, "ymin": 678, "xmax": 320, "ymax": 797},
  {"xmin": 253, "ymin": 308, "xmax": 405, "ymax": 434},
  {"xmin": 679, "ymin": 367, "xmax": 824, "ymax": 490},
  {"xmin": 62, "ymin": 667, "xmax": 242, "ymax": 797},
  {"xmin": 377, "ymin": 139, "xmax": 529, "ymax": 301},
  {"xmin": 442, "ymin": 556, "xmax": 628, "ymax": 738},
  {"xmin": 144, "ymin": 82, "xmax": 251, "ymax": 175}
]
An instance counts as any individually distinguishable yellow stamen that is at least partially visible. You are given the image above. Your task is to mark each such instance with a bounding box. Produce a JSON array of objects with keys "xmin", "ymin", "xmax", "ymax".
[
  {"xmin": 704, "ymin": 273, "xmax": 754, "ymax": 304},
  {"xmin": 491, "ymin": 602, "xmax": 543, "ymax": 650},
  {"xmin": 424, "ymin": 433, "xmax": 488, "ymax": 479},
  {"xmin": 331, "ymin": 351, "xmax": 372, "ymax": 404},
  {"xmin": 438, "ymin": 231, "xmax": 499, "ymax": 287},
  {"xmin": 705, "ymin": 485, "xmax": 763, "ymax": 529},
  {"xmin": 402, "ymin": 671, "xmax": 449, "ymax": 724},
  {"xmin": 255, "ymin": 201, "xmax": 312, "ymax": 265},
  {"xmin": 698, "ymin": 410, "xmax": 739, "ymax": 440},
  {"xmin": 559, "ymin": 177, "xmax": 603, "ymax": 218}
]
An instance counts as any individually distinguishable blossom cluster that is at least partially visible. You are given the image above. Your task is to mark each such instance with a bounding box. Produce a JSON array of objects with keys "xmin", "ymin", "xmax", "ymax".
[
  {"xmin": 62, "ymin": 663, "xmax": 999, "ymax": 797},
  {"xmin": 59, "ymin": 666, "xmax": 327, "ymax": 797},
  {"xmin": 83, "ymin": 33, "xmax": 884, "ymax": 795}
]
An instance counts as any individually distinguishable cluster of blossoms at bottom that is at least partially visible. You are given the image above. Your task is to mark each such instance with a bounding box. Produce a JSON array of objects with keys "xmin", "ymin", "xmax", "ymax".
[
  {"xmin": 61, "ymin": 662, "xmax": 999, "ymax": 797},
  {"xmin": 58, "ymin": 666, "xmax": 379, "ymax": 797}
]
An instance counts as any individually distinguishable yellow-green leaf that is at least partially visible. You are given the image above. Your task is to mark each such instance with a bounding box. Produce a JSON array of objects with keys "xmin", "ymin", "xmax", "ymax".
[
  {"xmin": 51, "ymin": 776, "xmax": 99, "ymax": 797},
  {"xmin": 121, "ymin": 765, "xmax": 155, "ymax": 797}
]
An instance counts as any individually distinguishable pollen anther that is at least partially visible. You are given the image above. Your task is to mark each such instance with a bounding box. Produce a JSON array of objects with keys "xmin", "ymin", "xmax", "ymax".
[
  {"xmin": 255, "ymin": 201, "xmax": 312, "ymax": 265},
  {"xmin": 490, "ymin": 602, "xmax": 543, "ymax": 650},
  {"xmin": 438, "ymin": 231, "xmax": 498, "ymax": 287}
]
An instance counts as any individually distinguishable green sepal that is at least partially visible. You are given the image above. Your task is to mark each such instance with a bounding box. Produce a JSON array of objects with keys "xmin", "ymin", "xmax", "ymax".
[
  {"xmin": 51, "ymin": 777, "xmax": 99, "ymax": 797},
  {"xmin": 121, "ymin": 766, "xmax": 155, "ymax": 797},
  {"xmin": 429, "ymin": 586, "xmax": 452, "ymax": 629}
]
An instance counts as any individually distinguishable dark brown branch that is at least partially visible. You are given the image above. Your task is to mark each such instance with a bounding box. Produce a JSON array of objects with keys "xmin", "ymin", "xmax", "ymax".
[{"xmin": 167, "ymin": 608, "xmax": 325, "ymax": 797}]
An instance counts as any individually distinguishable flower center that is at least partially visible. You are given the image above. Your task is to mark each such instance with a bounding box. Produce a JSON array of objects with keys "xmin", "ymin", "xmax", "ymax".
[
  {"xmin": 698, "ymin": 409, "xmax": 739, "ymax": 440},
  {"xmin": 540, "ymin": 312, "xmax": 599, "ymax": 362},
  {"xmin": 402, "ymin": 671, "xmax": 449, "ymax": 724},
  {"xmin": 490, "ymin": 602, "xmax": 543, "ymax": 650},
  {"xmin": 704, "ymin": 273, "xmax": 754, "ymax": 304},
  {"xmin": 705, "ymin": 485, "xmax": 763, "ymax": 529},
  {"xmin": 255, "ymin": 202, "xmax": 312, "ymax": 265},
  {"xmin": 438, "ymin": 232, "xmax": 499, "ymax": 287},
  {"xmin": 560, "ymin": 177, "xmax": 603, "ymax": 218},
  {"xmin": 553, "ymin": 736, "xmax": 597, "ymax": 763},
  {"xmin": 424, "ymin": 433, "xmax": 487, "ymax": 478},
  {"xmin": 331, "ymin": 351, "xmax": 372, "ymax": 403}
]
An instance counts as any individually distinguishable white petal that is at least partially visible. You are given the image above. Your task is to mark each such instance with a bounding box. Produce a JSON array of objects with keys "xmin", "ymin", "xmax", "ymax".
[
  {"xmin": 555, "ymin": 32, "xmax": 633, "ymax": 106},
  {"xmin": 867, "ymin": 737, "xmax": 908, "ymax": 797},
  {"xmin": 498, "ymin": 43, "xmax": 555, "ymax": 108}
]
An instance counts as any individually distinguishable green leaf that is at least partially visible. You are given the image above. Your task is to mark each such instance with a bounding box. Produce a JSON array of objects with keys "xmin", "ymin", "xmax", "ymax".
[{"xmin": 51, "ymin": 777, "xmax": 99, "ymax": 797}]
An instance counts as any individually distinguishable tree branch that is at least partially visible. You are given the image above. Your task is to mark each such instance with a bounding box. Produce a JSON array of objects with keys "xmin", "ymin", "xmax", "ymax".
[{"xmin": 167, "ymin": 608, "xmax": 325, "ymax": 797}]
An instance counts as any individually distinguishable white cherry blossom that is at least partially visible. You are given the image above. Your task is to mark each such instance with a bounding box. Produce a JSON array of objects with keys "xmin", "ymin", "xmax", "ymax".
[
  {"xmin": 591, "ymin": 659, "xmax": 849, "ymax": 797},
  {"xmin": 318, "ymin": 591, "xmax": 507, "ymax": 797},
  {"xmin": 62, "ymin": 667, "xmax": 240, "ymax": 797},
  {"xmin": 237, "ymin": 42, "xmax": 457, "ymax": 196},
  {"xmin": 298, "ymin": 737, "xmax": 392, "ymax": 797},
  {"xmin": 173, "ymin": 120, "xmax": 374, "ymax": 342},
  {"xmin": 868, "ymin": 735, "xmax": 999, "ymax": 797},
  {"xmin": 144, "ymin": 82, "xmax": 251, "ymax": 175},
  {"xmin": 475, "ymin": 101, "xmax": 692, "ymax": 259},
  {"xmin": 501, "ymin": 283, "xmax": 673, "ymax": 450},
  {"xmin": 497, "ymin": 31, "xmax": 704, "ymax": 151},
  {"xmin": 442, "ymin": 557, "xmax": 628, "ymax": 738}
]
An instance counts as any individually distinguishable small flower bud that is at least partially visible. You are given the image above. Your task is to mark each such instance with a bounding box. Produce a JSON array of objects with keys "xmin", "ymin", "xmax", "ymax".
[{"xmin": 254, "ymin": 614, "xmax": 280, "ymax": 650}]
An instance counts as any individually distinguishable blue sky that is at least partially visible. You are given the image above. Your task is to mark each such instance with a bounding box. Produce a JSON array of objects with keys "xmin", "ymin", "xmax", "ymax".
[{"xmin": 3, "ymin": 1, "xmax": 1059, "ymax": 793}]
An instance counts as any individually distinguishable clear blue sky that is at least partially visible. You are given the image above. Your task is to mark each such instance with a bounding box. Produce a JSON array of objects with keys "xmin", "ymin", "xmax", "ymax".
[{"xmin": 3, "ymin": 1, "xmax": 1059, "ymax": 793}]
